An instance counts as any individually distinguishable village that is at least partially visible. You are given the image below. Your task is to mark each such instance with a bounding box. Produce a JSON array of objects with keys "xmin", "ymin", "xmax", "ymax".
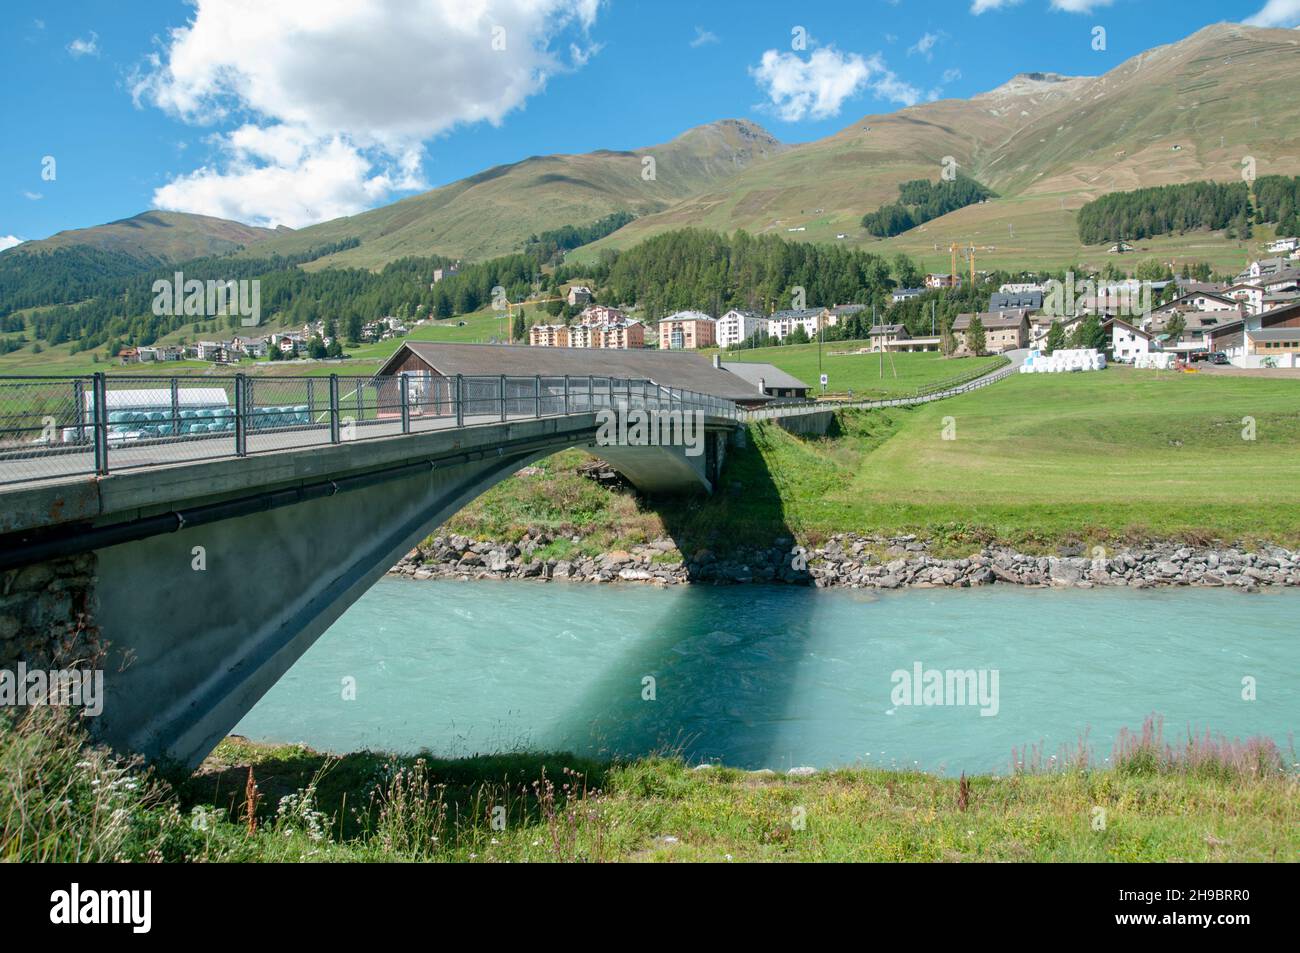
[{"xmin": 524, "ymin": 241, "xmax": 1300, "ymax": 374}]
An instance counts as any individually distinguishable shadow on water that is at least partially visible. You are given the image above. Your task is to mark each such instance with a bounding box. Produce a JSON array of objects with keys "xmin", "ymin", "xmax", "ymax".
[{"xmin": 547, "ymin": 424, "xmax": 827, "ymax": 770}]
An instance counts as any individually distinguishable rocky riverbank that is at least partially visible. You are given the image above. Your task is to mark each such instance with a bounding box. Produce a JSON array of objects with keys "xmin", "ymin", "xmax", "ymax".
[{"xmin": 389, "ymin": 532, "xmax": 1300, "ymax": 590}]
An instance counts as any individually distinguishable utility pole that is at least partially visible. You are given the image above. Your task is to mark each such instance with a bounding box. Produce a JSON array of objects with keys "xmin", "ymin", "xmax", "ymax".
[
  {"xmin": 817, "ymin": 309, "xmax": 823, "ymax": 382},
  {"xmin": 874, "ymin": 305, "xmax": 882, "ymax": 378}
]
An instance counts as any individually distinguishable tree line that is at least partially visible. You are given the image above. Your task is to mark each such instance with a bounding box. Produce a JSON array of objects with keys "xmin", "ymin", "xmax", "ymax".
[
  {"xmin": 0, "ymin": 238, "xmax": 362, "ymax": 319},
  {"xmin": 522, "ymin": 211, "xmax": 635, "ymax": 266},
  {"xmin": 1252, "ymin": 175, "xmax": 1300, "ymax": 238},
  {"xmin": 861, "ymin": 176, "xmax": 996, "ymax": 238},
  {"xmin": 1075, "ymin": 181, "xmax": 1252, "ymax": 244}
]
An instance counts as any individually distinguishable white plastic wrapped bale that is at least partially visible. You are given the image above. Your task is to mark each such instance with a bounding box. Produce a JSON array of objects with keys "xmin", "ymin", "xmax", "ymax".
[{"xmin": 1028, "ymin": 348, "xmax": 1107, "ymax": 373}]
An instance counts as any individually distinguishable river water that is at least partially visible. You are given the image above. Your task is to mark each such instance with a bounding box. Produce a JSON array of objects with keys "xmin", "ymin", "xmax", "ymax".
[{"xmin": 234, "ymin": 579, "xmax": 1299, "ymax": 774}]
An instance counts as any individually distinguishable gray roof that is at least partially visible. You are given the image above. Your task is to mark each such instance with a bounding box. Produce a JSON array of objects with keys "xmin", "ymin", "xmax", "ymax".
[
  {"xmin": 719, "ymin": 361, "xmax": 810, "ymax": 392},
  {"xmin": 1263, "ymin": 270, "xmax": 1300, "ymax": 286},
  {"xmin": 1251, "ymin": 328, "xmax": 1300, "ymax": 342},
  {"xmin": 989, "ymin": 291, "xmax": 1043, "ymax": 311},
  {"xmin": 954, "ymin": 310, "xmax": 1029, "ymax": 330},
  {"xmin": 1174, "ymin": 280, "xmax": 1228, "ymax": 294},
  {"xmin": 869, "ymin": 324, "xmax": 907, "ymax": 336},
  {"xmin": 770, "ymin": 309, "xmax": 822, "ymax": 320},
  {"xmin": 378, "ymin": 341, "xmax": 771, "ymax": 402}
]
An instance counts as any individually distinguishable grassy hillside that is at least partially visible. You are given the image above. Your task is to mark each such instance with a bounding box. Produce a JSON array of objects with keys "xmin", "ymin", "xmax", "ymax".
[
  {"xmin": 2, "ymin": 210, "xmax": 283, "ymax": 264},
  {"xmin": 576, "ymin": 24, "xmax": 1300, "ymax": 273},
  {"xmin": 243, "ymin": 120, "xmax": 784, "ymax": 269},
  {"xmin": 447, "ymin": 368, "xmax": 1300, "ymax": 552}
]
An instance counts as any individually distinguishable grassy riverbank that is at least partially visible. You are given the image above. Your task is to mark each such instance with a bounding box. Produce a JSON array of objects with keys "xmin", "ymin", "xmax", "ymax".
[
  {"xmin": 2, "ymin": 710, "xmax": 1295, "ymax": 862},
  {"xmin": 445, "ymin": 367, "xmax": 1300, "ymax": 555}
]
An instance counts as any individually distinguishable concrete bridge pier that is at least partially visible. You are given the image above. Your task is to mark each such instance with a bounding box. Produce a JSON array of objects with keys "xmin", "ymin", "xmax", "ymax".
[{"xmin": 0, "ymin": 412, "xmax": 737, "ymax": 767}]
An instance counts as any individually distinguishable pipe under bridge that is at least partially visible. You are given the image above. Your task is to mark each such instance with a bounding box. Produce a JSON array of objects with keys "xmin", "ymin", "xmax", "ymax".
[{"xmin": 0, "ymin": 372, "xmax": 738, "ymax": 767}]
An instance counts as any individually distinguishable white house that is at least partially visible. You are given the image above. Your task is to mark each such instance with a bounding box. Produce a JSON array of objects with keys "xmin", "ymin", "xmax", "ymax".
[
  {"xmin": 194, "ymin": 341, "xmax": 225, "ymax": 361},
  {"xmin": 766, "ymin": 309, "xmax": 822, "ymax": 341},
  {"xmin": 1225, "ymin": 283, "xmax": 1265, "ymax": 315},
  {"xmin": 717, "ymin": 309, "xmax": 766, "ymax": 347},
  {"xmin": 1107, "ymin": 318, "xmax": 1152, "ymax": 362}
]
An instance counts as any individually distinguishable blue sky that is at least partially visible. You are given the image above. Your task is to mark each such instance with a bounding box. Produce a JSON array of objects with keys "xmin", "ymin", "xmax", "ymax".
[{"xmin": 3, "ymin": 0, "xmax": 1297, "ymax": 247}]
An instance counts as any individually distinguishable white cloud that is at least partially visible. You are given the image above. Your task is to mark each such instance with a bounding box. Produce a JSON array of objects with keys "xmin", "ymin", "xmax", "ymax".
[
  {"xmin": 750, "ymin": 47, "xmax": 924, "ymax": 120},
  {"xmin": 67, "ymin": 32, "xmax": 99, "ymax": 57},
  {"xmin": 690, "ymin": 26, "xmax": 719, "ymax": 48},
  {"xmin": 0, "ymin": 236, "xmax": 25, "ymax": 252},
  {"xmin": 1244, "ymin": 0, "xmax": 1300, "ymax": 27},
  {"xmin": 132, "ymin": 0, "xmax": 601, "ymax": 227},
  {"xmin": 152, "ymin": 132, "xmax": 421, "ymax": 228},
  {"xmin": 1049, "ymin": 0, "xmax": 1115, "ymax": 12},
  {"xmin": 22, "ymin": 191, "xmax": 43, "ymax": 201},
  {"xmin": 971, "ymin": 0, "xmax": 1023, "ymax": 13},
  {"xmin": 942, "ymin": 67, "xmax": 962, "ymax": 83},
  {"xmin": 908, "ymin": 32, "xmax": 941, "ymax": 60}
]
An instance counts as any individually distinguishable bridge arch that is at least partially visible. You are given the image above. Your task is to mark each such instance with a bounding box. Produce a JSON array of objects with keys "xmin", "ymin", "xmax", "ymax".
[{"xmin": 4, "ymin": 412, "xmax": 733, "ymax": 768}]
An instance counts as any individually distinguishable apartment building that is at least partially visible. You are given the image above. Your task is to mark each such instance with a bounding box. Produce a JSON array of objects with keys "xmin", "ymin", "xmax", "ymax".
[
  {"xmin": 658, "ymin": 311, "xmax": 717, "ymax": 349},
  {"xmin": 717, "ymin": 309, "xmax": 766, "ymax": 347}
]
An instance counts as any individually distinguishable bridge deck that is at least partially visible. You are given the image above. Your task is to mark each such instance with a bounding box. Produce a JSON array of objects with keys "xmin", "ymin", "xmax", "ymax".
[{"xmin": 0, "ymin": 357, "xmax": 1016, "ymax": 492}]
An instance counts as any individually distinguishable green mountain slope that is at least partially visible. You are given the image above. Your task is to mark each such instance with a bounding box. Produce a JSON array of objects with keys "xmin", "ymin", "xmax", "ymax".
[
  {"xmin": 6, "ymin": 210, "xmax": 285, "ymax": 264},
  {"xmin": 576, "ymin": 23, "xmax": 1300, "ymax": 273},
  {"xmin": 243, "ymin": 119, "xmax": 784, "ymax": 270}
]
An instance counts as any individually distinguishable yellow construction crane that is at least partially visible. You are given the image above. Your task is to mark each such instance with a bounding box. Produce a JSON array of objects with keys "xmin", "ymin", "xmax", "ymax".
[{"xmin": 948, "ymin": 242, "xmax": 976, "ymax": 288}]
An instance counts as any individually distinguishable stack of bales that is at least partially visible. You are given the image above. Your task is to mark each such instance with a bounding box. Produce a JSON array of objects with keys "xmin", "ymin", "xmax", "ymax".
[{"xmin": 1019, "ymin": 348, "xmax": 1107, "ymax": 373}]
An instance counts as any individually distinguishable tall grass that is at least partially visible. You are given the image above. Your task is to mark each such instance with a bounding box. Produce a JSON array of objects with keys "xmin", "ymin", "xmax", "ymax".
[
  {"xmin": 0, "ymin": 708, "xmax": 190, "ymax": 862},
  {"xmin": 1013, "ymin": 715, "xmax": 1296, "ymax": 780},
  {"xmin": 3, "ymin": 708, "xmax": 1294, "ymax": 862}
]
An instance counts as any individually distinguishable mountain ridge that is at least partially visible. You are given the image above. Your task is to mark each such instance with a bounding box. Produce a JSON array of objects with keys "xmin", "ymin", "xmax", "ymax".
[
  {"xmin": 2, "ymin": 210, "xmax": 285, "ymax": 265},
  {"xmin": 239, "ymin": 118, "xmax": 786, "ymax": 269},
  {"xmin": 9, "ymin": 23, "xmax": 1299, "ymax": 280}
]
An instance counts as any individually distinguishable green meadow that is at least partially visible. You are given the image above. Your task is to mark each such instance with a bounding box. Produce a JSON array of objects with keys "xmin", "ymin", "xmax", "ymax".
[
  {"xmin": 449, "ymin": 366, "xmax": 1300, "ymax": 552},
  {"xmin": 717, "ymin": 342, "xmax": 1006, "ymax": 399}
]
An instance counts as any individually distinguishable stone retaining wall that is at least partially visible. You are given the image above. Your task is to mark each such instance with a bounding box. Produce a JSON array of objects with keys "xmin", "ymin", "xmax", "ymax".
[{"xmin": 390, "ymin": 532, "xmax": 1300, "ymax": 591}]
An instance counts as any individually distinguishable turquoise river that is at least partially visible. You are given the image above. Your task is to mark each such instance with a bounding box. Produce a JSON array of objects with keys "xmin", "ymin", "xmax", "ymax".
[{"xmin": 235, "ymin": 579, "xmax": 1299, "ymax": 774}]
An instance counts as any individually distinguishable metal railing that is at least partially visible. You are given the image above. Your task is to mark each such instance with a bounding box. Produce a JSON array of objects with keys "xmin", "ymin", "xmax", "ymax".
[
  {"xmin": 0, "ymin": 359, "xmax": 1015, "ymax": 487},
  {"xmin": 0, "ymin": 372, "xmax": 741, "ymax": 487},
  {"xmin": 738, "ymin": 359, "xmax": 1016, "ymax": 421}
]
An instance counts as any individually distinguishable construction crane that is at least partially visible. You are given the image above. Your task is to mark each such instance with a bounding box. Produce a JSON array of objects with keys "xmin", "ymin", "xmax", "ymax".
[{"xmin": 948, "ymin": 242, "xmax": 977, "ymax": 290}]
